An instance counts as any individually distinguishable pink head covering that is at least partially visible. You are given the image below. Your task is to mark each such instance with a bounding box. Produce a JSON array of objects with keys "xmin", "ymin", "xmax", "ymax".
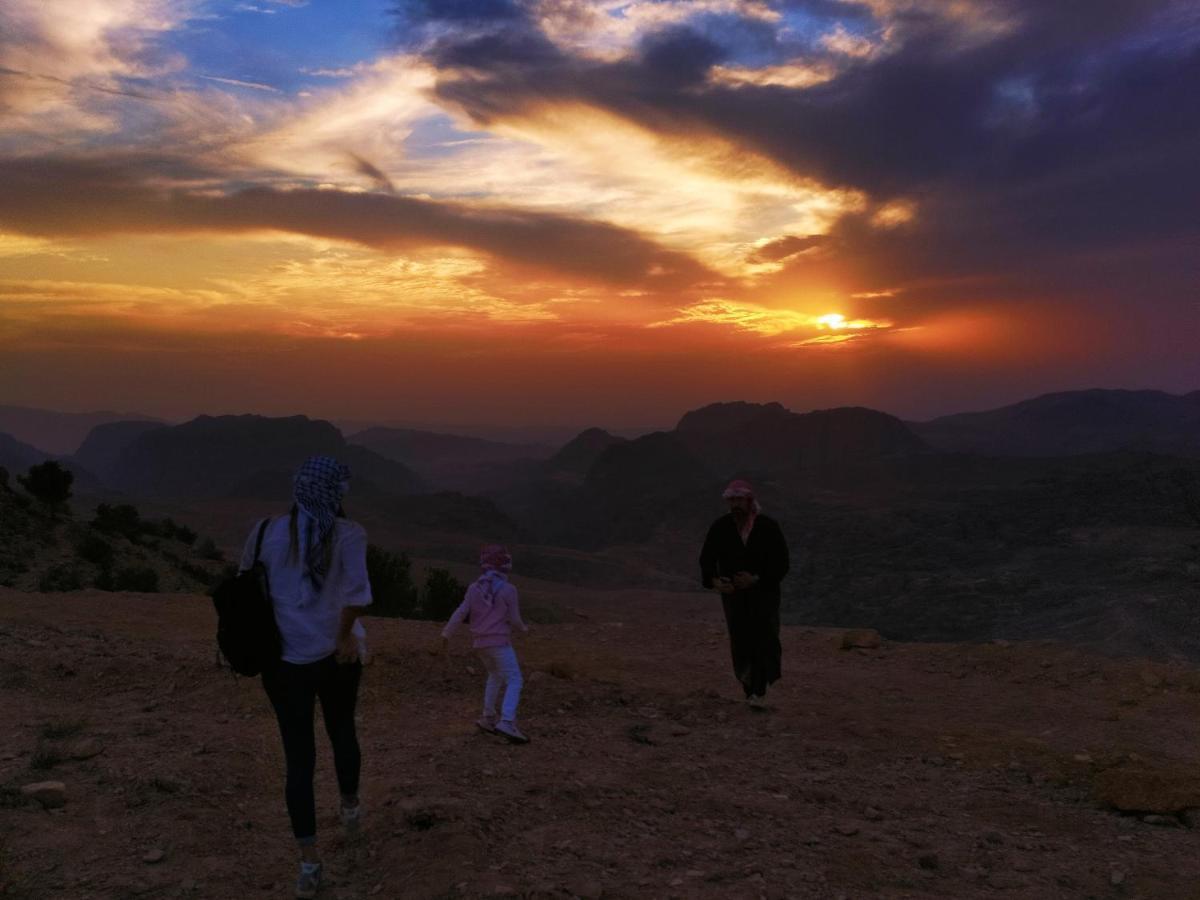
[
  {"xmin": 479, "ymin": 544, "xmax": 513, "ymax": 573},
  {"xmin": 722, "ymin": 479, "xmax": 762, "ymax": 515}
]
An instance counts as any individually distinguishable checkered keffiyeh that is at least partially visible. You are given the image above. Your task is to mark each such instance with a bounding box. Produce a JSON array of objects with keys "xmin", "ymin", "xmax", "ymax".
[
  {"xmin": 475, "ymin": 544, "xmax": 512, "ymax": 607},
  {"xmin": 293, "ymin": 455, "xmax": 350, "ymax": 587}
]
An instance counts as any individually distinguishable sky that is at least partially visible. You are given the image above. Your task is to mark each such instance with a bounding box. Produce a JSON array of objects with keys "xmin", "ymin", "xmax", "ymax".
[{"xmin": 0, "ymin": 0, "xmax": 1197, "ymax": 429}]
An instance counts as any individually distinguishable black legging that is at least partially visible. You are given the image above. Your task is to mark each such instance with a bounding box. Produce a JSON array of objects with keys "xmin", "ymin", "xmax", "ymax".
[{"xmin": 262, "ymin": 655, "xmax": 362, "ymax": 844}]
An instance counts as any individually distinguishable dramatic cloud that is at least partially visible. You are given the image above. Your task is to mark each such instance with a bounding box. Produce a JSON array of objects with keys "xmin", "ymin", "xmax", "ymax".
[
  {"xmin": 0, "ymin": 0, "xmax": 1196, "ymax": 422},
  {"xmin": 0, "ymin": 156, "xmax": 715, "ymax": 288}
]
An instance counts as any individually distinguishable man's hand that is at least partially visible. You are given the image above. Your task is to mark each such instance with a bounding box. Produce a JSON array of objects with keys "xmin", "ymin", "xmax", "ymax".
[
  {"xmin": 335, "ymin": 633, "xmax": 360, "ymax": 664},
  {"xmin": 732, "ymin": 571, "xmax": 758, "ymax": 590},
  {"xmin": 714, "ymin": 576, "xmax": 736, "ymax": 595}
]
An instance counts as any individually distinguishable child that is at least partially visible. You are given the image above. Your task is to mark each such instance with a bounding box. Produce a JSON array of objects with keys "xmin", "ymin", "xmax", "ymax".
[{"xmin": 442, "ymin": 544, "xmax": 531, "ymax": 743}]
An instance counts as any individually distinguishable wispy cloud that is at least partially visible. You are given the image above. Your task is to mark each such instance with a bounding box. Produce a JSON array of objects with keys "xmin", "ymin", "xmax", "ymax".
[{"xmin": 197, "ymin": 75, "xmax": 282, "ymax": 93}]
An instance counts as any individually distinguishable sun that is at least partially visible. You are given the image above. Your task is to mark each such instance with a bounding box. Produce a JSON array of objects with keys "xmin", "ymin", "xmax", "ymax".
[{"xmin": 816, "ymin": 313, "xmax": 848, "ymax": 329}]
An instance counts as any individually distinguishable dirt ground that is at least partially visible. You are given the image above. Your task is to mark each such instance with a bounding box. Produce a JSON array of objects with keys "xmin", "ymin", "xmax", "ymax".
[{"xmin": 3, "ymin": 586, "xmax": 1200, "ymax": 899}]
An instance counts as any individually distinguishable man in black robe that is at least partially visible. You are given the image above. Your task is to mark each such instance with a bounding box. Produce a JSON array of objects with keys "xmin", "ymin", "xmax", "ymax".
[{"xmin": 699, "ymin": 479, "xmax": 790, "ymax": 708}]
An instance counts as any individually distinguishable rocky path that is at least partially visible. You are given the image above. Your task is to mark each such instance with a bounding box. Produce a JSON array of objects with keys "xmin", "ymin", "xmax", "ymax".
[{"xmin": 2, "ymin": 588, "xmax": 1200, "ymax": 899}]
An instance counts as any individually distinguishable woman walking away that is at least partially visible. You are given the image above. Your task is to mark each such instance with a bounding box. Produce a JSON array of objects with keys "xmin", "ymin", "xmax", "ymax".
[
  {"xmin": 239, "ymin": 455, "xmax": 371, "ymax": 899},
  {"xmin": 699, "ymin": 479, "xmax": 790, "ymax": 710},
  {"xmin": 442, "ymin": 544, "xmax": 530, "ymax": 744}
]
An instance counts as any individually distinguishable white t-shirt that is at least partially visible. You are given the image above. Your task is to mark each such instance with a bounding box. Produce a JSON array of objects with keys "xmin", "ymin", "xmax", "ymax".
[{"xmin": 239, "ymin": 513, "xmax": 371, "ymax": 665}]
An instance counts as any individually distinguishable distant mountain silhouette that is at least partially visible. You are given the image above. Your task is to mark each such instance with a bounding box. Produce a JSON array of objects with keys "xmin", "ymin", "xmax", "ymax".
[
  {"xmin": 72, "ymin": 420, "xmax": 168, "ymax": 481},
  {"xmin": 350, "ymin": 426, "xmax": 550, "ymax": 490},
  {"xmin": 677, "ymin": 401, "xmax": 927, "ymax": 482},
  {"xmin": 105, "ymin": 415, "xmax": 426, "ymax": 499},
  {"xmin": 0, "ymin": 431, "xmax": 55, "ymax": 475},
  {"xmin": 0, "ymin": 405, "xmax": 161, "ymax": 456},
  {"xmin": 911, "ymin": 389, "xmax": 1200, "ymax": 457},
  {"xmin": 546, "ymin": 427, "xmax": 626, "ymax": 477}
]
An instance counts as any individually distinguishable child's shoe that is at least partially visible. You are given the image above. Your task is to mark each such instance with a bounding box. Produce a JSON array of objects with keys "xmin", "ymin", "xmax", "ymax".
[
  {"xmin": 295, "ymin": 861, "xmax": 322, "ymax": 899},
  {"xmin": 496, "ymin": 720, "xmax": 530, "ymax": 744},
  {"xmin": 475, "ymin": 716, "xmax": 497, "ymax": 734}
]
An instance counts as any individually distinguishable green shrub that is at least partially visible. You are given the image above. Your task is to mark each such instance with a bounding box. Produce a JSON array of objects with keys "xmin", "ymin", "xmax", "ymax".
[
  {"xmin": 93, "ymin": 503, "xmax": 143, "ymax": 540},
  {"xmin": 111, "ymin": 566, "xmax": 159, "ymax": 592},
  {"xmin": 196, "ymin": 537, "xmax": 224, "ymax": 561},
  {"xmin": 420, "ymin": 568, "xmax": 465, "ymax": 621},
  {"xmin": 366, "ymin": 545, "xmax": 419, "ymax": 618},
  {"xmin": 74, "ymin": 533, "xmax": 114, "ymax": 568},
  {"xmin": 179, "ymin": 561, "xmax": 213, "ymax": 587},
  {"xmin": 156, "ymin": 518, "xmax": 197, "ymax": 545},
  {"xmin": 38, "ymin": 563, "xmax": 83, "ymax": 592},
  {"xmin": 18, "ymin": 461, "xmax": 73, "ymax": 513}
]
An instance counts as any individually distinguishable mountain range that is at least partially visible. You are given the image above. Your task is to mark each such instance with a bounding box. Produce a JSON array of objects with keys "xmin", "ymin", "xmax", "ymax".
[{"xmin": 3, "ymin": 389, "xmax": 1200, "ymax": 657}]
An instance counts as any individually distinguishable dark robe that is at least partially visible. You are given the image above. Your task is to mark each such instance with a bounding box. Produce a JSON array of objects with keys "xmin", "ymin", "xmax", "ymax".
[{"xmin": 699, "ymin": 513, "xmax": 790, "ymax": 697}]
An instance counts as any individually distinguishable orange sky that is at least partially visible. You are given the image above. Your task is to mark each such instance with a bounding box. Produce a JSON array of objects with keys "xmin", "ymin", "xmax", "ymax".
[{"xmin": 0, "ymin": 1, "xmax": 1195, "ymax": 426}]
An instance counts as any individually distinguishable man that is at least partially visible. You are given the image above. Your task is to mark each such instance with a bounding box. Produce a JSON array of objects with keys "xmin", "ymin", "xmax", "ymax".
[{"xmin": 699, "ymin": 479, "xmax": 790, "ymax": 709}]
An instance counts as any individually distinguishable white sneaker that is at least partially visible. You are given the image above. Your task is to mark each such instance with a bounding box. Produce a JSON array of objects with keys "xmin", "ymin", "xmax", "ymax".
[
  {"xmin": 295, "ymin": 861, "xmax": 322, "ymax": 899},
  {"xmin": 341, "ymin": 803, "xmax": 362, "ymax": 837},
  {"xmin": 496, "ymin": 720, "xmax": 530, "ymax": 744}
]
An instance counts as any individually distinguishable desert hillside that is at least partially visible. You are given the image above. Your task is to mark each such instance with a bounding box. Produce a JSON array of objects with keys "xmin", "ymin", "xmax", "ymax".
[{"xmin": 4, "ymin": 588, "xmax": 1200, "ymax": 898}]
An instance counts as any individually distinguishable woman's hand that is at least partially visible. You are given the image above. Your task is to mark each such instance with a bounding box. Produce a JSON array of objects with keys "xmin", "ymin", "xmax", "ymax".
[
  {"xmin": 335, "ymin": 633, "xmax": 360, "ymax": 664},
  {"xmin": 714, "ymin": 576, "xmax": 736, "ymax": 595}
]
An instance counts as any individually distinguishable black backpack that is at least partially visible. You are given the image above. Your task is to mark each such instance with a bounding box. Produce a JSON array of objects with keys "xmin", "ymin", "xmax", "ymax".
[{"xmin": 212, "ymin": 518, "xmax": 281, "ymax": 677}]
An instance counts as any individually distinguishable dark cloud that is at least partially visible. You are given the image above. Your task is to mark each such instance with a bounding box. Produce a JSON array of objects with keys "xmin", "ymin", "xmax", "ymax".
[
  {"xmin": 637, "ymin": 27, "xmax": 727, "ymax": 88},
  {"xmin": 346, "ymin": 153, "xmax": 395, "ymax": 193},
  {"xmin": 0, "ymin": 156, "xmax": 717, "ymax": 289},
  {"xmin": 748, "ymin": 234, "xmax": 828, "ymax": 263},
  {"xmin": 420, "ymin": 0, "xmax": 1200, "ymax": 296}
]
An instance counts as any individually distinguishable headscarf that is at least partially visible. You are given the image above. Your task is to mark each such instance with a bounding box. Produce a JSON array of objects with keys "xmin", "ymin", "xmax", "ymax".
[
  {"xmin": 722, "ymin": 479, "xmax": 761, "ymax": 543},
  {"xmin": 474, "ymin": 544, "xmax": 512, "ymax": 607},
  {"xmin": 722, "ymin": 479, "xmax": 762, "ymax": 514},
  {"xmin": 293, "ymin": 455, "xmax": 350, "ymax": 590}
]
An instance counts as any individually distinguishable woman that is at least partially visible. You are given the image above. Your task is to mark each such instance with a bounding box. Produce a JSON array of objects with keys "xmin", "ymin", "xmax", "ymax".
[
  {"xmin": 239, "ymin": 455, "xmax": 371, "ymax": 899},
  {"xmin": 699, "ymin": 479, "xmax": 790, "ymax": 709}
]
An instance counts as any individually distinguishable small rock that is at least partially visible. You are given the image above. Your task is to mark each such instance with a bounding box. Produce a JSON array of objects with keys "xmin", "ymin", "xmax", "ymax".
[
  {"xmin": 838, "ymin": 629, "xmax": 882, "ymax": 650},
  {"xmin": 1142, "ymin": 814, "xmax": 1179, "ymax": 827},
  {"xmin": 864, "ymin": 807, "xmax": 883, "ymax": 821},
  {"xmin": 69, "ymin": 740, "xmax": 103, "ymax": 761},
  {"xmin": 834, "ymin": 822, "xmax": 860, "ymax": 837},
  {"xmin": 143, "ymin": 849, "xmax": 165, "ymax": 864},
  {"xmin": 20, "ymin": 781, "xmax": 66, "ymax": 809}
]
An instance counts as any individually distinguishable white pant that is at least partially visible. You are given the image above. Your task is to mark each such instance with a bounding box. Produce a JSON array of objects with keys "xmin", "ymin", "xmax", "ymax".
[{"xmin": 479, "ymin": 645, "xmax": 523, "ymax": 723}]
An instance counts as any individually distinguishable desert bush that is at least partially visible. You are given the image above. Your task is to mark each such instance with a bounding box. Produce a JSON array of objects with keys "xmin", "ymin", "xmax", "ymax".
[
  {"xmin": 74, "ymin": 533, "xmax": 114, "ymax": 569},
  {"xmin": 179, "ymin": 561, "xmax": 213, "ymax": 587},
  {"xmin": 111, "ymin": 566, "xmax": 159, "ymax": 592},
  {"xmin": 153, "ymin": 518, "xmax": 197, "ymax": 545},
  {"xmin": 92, "ymin": 503, "xmax": 143, "ymax": 540},
  {"xmin": 420, "ymin": 567, "xmax": 465, "ymax": 621},
  {"xmin": 196, "ymin": 537, "xmax": 224, "ymax": 561},
  {"xmin": 366, "ymin": 544, "xmax": 419, "ymax": 618},
  {"xmin": 38, "ymin": 563, "xmax": 83, "ymax": 592},
  {"xmin": 18, "ymin": 461, "xmax": 73, "ymax": 514}
]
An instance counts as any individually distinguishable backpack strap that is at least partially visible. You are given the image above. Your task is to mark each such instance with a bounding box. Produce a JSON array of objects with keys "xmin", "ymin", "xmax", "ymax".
[{"xmin": 252, "ymin": 517, "xmax": 271, "ymax": 565}]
